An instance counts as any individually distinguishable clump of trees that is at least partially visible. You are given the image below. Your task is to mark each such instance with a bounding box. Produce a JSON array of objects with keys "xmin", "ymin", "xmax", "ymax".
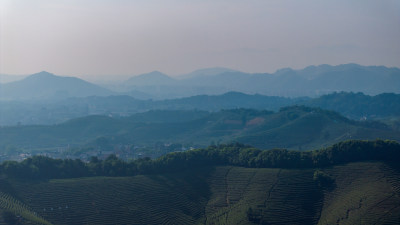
[
  {"xmin": 313, "ymin": 170, "xmax": 335, "ymax": 188},
  {"xmin": 0, "ymin": 140, "xmax": 399, "ymax": 180}
]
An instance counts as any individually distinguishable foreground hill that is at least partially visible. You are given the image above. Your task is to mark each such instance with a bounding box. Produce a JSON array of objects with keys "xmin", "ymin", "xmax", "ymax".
[
  {"xmin": 1, "ymin": 107, "xmax": 400, "ymax": 155},
  {"xmin": 4, "ymin": 162, "xmax": 399, "ymax": 225},
  {"xmin": 0, "ymin": 140, "xmax": 399, "ymax": 224},
  {"xmin": 0, "ymin": 71, "xmax": 114, "ymax": 100}
]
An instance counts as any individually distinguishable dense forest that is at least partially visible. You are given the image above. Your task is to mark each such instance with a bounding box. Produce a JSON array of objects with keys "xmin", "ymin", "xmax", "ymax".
[{"xmin": 1, "ymin": 139, "xmax": 398, "ymax": 180}]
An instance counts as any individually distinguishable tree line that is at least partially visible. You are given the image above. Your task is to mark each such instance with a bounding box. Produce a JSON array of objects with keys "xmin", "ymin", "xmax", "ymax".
[{"xmin": 0, "ymin": 139, "xmax": 399, "ymax": 180}]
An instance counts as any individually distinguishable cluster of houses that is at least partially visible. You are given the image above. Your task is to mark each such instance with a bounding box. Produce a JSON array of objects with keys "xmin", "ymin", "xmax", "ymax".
[{"xmin": 0, "ymin": 143, "xmax": 196, "ymax": 162}]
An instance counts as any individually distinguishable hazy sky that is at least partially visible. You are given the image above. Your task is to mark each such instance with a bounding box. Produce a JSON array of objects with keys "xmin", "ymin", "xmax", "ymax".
[{"xmin": 1, "ymin": 0, "xmax": 399, "ymax": 78}]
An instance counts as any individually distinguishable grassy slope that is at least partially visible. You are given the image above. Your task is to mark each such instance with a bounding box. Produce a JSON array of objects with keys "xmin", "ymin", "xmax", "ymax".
[{"xmin": 0, "ymin": 162, "xmax": 399, "ymax": 225}]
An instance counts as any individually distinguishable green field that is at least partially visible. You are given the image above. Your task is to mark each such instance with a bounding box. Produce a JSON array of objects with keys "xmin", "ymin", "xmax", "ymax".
[{"xmin": 0, "ymin": 161, "xmax": 399, "ymax": 224}]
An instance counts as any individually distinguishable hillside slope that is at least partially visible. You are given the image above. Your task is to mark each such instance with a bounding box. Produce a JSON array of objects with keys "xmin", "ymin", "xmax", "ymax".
[{"xmin": 1, "ymin": 162, "xmax": 399, "ymax": 225}]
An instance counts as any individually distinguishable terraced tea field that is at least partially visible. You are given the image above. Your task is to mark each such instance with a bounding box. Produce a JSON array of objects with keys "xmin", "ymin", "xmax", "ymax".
[
  {"xmin": 0, "ymin": 162, "xmax": 399, "ymax": 224},
  {"xmin": 319, "ymin": 162, "xmax": 400, "ymax": 225},
  {"xmin": 204, "ymin": 167, "xmax": 323, "ymax": 225},
  {"xmin": 5, "ymin": 169, "xmax": 212, "ymax": 225}
]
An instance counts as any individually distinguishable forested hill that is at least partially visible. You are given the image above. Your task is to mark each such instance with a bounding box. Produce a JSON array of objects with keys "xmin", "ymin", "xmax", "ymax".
[
  {"xmin": 1, "ymin": 140, "xmax": 399, "ymax": 179},
  {"xmin": 1, "ymin": 107, "xmax": 400, "ymax": 152}
]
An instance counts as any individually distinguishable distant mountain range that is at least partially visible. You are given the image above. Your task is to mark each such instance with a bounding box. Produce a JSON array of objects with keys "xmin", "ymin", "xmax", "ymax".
[
  {"xmin": 115, "ymin": 64, "xmax": 400, "ymax": 98},
  {"xmin": 1, "ymin": 64, "xmax": 398, "ymax": 101}
]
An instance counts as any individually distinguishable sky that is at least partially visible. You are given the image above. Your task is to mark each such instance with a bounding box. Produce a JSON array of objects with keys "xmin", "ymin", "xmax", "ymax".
[{"xmin": 0, "ymin": 0, "xmax": 399, "ymax": 79}]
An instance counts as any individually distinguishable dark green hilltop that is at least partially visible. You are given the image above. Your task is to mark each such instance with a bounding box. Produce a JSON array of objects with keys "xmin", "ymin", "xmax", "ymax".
[{"xmin": 0, "ymin": 140, "xmax": 399, "ymax": 224}]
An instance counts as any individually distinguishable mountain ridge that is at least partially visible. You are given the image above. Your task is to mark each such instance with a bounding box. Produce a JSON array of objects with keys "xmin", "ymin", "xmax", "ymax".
[
  {"xmin": 1, "ymin": 64, "xmax": 399, "ymax": 101},
  {"xmin": 117, "ymin": 64, "xmax": 400, "ymax": 98}
]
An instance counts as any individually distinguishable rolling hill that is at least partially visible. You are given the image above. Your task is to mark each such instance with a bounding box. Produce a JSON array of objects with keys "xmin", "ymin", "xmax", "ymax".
[
  {"xmin": 0, "ymin": 92, "xmax": 300, "ymax": 126},
  {"xmin": 2, "ymin": 91, "xmax": 399, "ymax": 126},
  {"xmin": 1, "ymin": 107, "xmax": 399, "ymax": 154}
]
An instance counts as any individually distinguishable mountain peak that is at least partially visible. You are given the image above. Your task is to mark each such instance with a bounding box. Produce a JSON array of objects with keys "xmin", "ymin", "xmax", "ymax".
[
  {"xmin": 27, "ymin": 71, "xmax": 57, "ymax": 80},
  {"xmin": 34, "ymin": 71, "xmax": 54, "ymax": 76},
  {"xmin": 127, "ymin": 71, "xmax": 176, "ymax": 86},
  {"xmin": 148, "ymin": 70, "xmax": 165, "ymax": 75},
  {"xmin": 274, "ymin": 67, "xmax": 295, "ymax": 75},
  {"xmin": 129, "ymin": 71, "xmax": 170, "ymax": 79}
]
